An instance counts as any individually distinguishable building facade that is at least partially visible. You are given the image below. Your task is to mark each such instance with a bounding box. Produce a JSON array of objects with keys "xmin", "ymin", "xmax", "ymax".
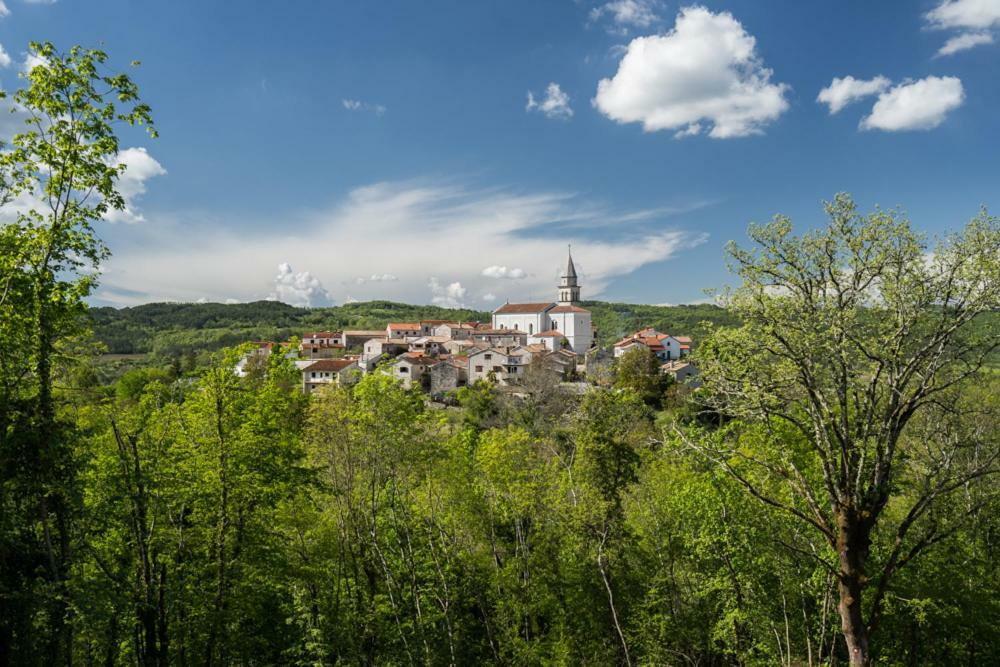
[{"xmin": 491, "ymin": 248, "xmax": 593, "ymax": 354}]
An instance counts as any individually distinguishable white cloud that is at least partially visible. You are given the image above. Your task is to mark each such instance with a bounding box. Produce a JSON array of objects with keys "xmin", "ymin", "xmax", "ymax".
[
  {"xmin": 224, "ymin": 298, "xmax": 240, "ymax": 305},
  {"xmin": 925, "ymin": 1, "xmax": 1000, "ymax": 55},
  {"xmin": 0, "ymin": 44, "xmax": 10, "ymax": 68},
  {"xmin": 269, "ymin": 263, "xmax": 332, "ymax": 307},
  {"xmin": 429, "ymin": 277, "xmax": 467, "ymax": 308},
  {"xmin": 482, "ymin": 265, "xmax": 527, "ymax": 279},
  {"xmin": 103, "ymin": 147, "xmax": 167, "ymax": 223},
  {"xmin": 342, "ymin": 98, "xmax": 386, "ymax": 116},
  {"xmin": 0, "ymin": 3, "xmax": 8, "ymax": 18},
  {"xmin": 590, "ymin": 0, "xmax": 661, "ymax": 31},
  {"xmin": 860, "ymin": 76, "xmax": 965, "ymax": 131},
  {"xmin": 526, "ymin": 82, "xmax": 573, "ymax": 120},
  {"xmin": 22, "ymin": 51, "xmax": 48, "ymax": 72},
  {"xmin": 482, "ymin": 293, "xmax": 497, "ymax": 302},
  {"xmin": 95, "ymin": 180, "xmax": 706, "ymax": 306},
  {"xmin": 936, "ymin": 30, "xmax": 995, "ymax": 55},
  {"xmin": 593, "ymin": 6, "xmax": 789, "ymax": 138},
  {"xmin": 354, "ymin": 273, "xmax": 398, "ymax": 284},
  {"xmin": 816, "ymin": 75, "xmax": 891, "ymax": 114},
  {"xmin": 925, "ymin": 0, "xmax": 1000, "ymax": 30}
]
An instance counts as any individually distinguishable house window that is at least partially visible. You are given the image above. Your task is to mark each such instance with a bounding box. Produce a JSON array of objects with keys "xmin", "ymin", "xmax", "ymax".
[
  {"xmin": 485, "ymin": 354, "xmax": 492, "ymax": 360},
  {"xmin": 475, "ymin": 365, "xmax": 483, "ymax": 372},
  {"xmin": 493, "ymin": 366, "xmax": 502, "ymax": 372},
  {"xmin": 399, "ymin": 367, "xmax": 409, "ymax": 373},
  {"xmin": 529, "ymin": 323, "xmax": 533, "ymax": 335},
  {"xmin": 311, "ymin": 372, "xmax": 316, "ymax": 378}
]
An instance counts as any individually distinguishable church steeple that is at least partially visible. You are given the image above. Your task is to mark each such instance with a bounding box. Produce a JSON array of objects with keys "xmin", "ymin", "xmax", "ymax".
[{"xmin": 558, "ymin": 245, "xmax": 581, "ymax": 305}]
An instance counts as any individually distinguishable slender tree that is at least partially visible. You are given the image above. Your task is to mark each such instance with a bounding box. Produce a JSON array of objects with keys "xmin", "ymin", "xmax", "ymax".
[
  {"xmin": 0, "ymin": 42, "xmax": 154, "ymax": 663},
  {"xmin": 687, "ymin": 194, "xmax": 1000, "ymax": 665}
]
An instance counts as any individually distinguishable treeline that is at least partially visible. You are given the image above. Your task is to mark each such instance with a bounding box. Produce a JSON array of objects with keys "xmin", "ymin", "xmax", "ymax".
[{"xmin": 90, "ymin": 299, "xmax": 737, "ymax": 358}]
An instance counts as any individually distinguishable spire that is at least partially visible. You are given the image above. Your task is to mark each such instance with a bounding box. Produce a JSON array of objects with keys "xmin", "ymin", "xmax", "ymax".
[
  {"xmin": 564, "ymin": 244, "xmax": 577, "ymax": 280},
  {"xmin": 558, "ymin": 245, "xmax": 581, "ymax": 304}
]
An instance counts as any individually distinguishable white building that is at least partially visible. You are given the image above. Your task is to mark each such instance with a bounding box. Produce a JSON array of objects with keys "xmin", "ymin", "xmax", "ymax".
[
  {"xmin": 302, "ymin": 358, "xmax": 361, "ymax": 394},
  {"xmin": 613, "ymin": 328, "xmax": 691, "ymax": 361},
  {"xmin": 491, "ymin": 249, "xmax": 594, "ymax": 354},
  {"xmin": 468, "ymin": 346, "xmax": 534, "ymax": 385}
]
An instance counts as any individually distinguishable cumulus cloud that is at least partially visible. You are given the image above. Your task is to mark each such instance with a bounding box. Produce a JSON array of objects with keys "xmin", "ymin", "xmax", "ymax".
[
  {"xmin": 22, "ymin": 51, "xmax": 48, "ymax": 72},
  {"xmin": 590, "ymin": 0, "xmax": 661, "ymax": 32},
  {"xmin": 860, "ymin": 76, "xmax": 965, "ymax": 131},
  {"xmin": 270, "ymin": 263, "xmax": 332, "ymax": 307},
  {"xmin": 429, "ymin": 277, "xmax": 467, "ymax": 308},
  {"xmin": 95, "ymin": 180, "xmax": 706, "ymax": 306},
  {"xmin": 925, "ymin": 0, "xmax": 1000, "ymax": 30},
  {"xmin": 482, "ymin": 265, "xmax": 527, "ymax": 279},
  {"xmin": 936, "ymin": 30, "xmax": 994, "ymax": 55},
  {"xmin": 526, "ymin": 83, "xmax": 573, "ymax": 119},
  {"xmin": 103, "ymin": 147, "xmax": 167, "ymax": 223},
  {"xmin": 482, "ymin": 293, "xmax": 497, "ymax": 302},
  {"xmin": 0, "ymin": 44, "xmax": 10, "ymax": 68},
  {"xmin": 354, "ymin": 273, "xmax": 398, "ymax": 284},
  {"xmin": 817, "ymin": 75, "xmax": 891, "ymax": 114},
  {"xmin": 925, "ymin": 0, "xmax": 1000, "ymax": 55},
  {"xmin": 593, "ymin": 6, "xmax": 789, "ymax": 138},
  {"xmin": 342, "ymin": 98, "xmax": 386, "ymax": 116},
  {"xmin": 0, "ymin": 3, "xmax": 8, "ymax": 18}
]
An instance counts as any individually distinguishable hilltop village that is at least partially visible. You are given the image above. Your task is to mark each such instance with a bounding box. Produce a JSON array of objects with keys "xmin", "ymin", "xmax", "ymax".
[{"xmin": 237, "ymin": 250, "xmax": 695, "ymax": 396}]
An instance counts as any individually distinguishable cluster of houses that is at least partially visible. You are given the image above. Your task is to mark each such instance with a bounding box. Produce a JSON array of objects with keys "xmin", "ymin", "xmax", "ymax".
[
  {"xmin": 237, "ymin": 250, "xmax": 696, "ymax": 395},
  {"xmin": 612, "ymin": 328, "xmax": 697, "ymax": 383}
]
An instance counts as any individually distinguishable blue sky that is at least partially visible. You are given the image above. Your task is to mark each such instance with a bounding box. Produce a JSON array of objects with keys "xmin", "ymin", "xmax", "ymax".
[{"xmin": 2, "ymin": 0, "xmax": 998, "ymax": 307}]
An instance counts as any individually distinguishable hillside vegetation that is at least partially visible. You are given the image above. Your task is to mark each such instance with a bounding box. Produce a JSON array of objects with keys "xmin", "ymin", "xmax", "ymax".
[{"xmin": 89, "ymin": 299, "xmax": 738, "ymax": 357}]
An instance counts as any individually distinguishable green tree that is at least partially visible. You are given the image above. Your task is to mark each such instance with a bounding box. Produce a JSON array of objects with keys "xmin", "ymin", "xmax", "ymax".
[
  {"xmin": 690, "ymin": 194, "xmax": 1000, "ymax": 665},
  {"xmin": 0, "ymin": 42, "xmax": 154, "ymax": 663},
  {"xmin": 614, "ymin": 345, "xmax": 673, "ymax": 408}
]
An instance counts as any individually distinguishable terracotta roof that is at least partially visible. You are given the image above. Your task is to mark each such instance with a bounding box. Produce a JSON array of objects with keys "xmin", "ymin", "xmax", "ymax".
[
  {"xmin": 549, "ymin": 305, "xmax": 589, "ymax": 313},
  {"xmin": 532, "ymin": 330, "xmax": 564, "ymax": 337},
  {"xmin": 343, "ymin": 330, "xmax": 387, "ymax": 336},
  {"xmin": 494, "ymin": 302, "xmax": 554, "ymax": 314},
  {"xmin": 674, "ymin": 336, "xmax": 692, "ymax": 343},
  {"xmin": 387, "ymin": 322, "xmax": 421, "ymax": 330},
  {"xmin": 302, "ymin": 331, "xmax": 341, "ymax": 338},
  {"xmin": 304, "ymin": 359, "xmax": 356, "ymax": 372},
  {"xmin": 473, "ymin": 328, "xmax": 526, "ymax": 335}
]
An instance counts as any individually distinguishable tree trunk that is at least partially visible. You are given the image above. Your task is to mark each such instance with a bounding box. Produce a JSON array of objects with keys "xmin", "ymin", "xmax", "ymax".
[{"xmin": 836, "ymin": 510, "xmax": 872, "ymax": 667}]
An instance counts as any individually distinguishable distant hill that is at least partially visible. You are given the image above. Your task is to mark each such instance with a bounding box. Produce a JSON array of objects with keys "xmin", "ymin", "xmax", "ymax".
[{"xmin": 89, "ymin": 299, "xmax": 739, "ymax": 358}]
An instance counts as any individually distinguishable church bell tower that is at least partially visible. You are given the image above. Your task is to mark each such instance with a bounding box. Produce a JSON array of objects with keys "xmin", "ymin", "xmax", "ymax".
[{"xmin": 558, "ymin": 246, "xmax": 581, "ymax": 305}]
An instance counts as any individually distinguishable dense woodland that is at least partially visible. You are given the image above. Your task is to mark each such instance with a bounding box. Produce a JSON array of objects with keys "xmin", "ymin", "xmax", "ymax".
[
  {"xmin": 88, "ymin": 299, "xmax": 738, "ymax": 359},
  {"xmin": 3, "ymin": 43, "xmax": 1000, "ymax": 667}
]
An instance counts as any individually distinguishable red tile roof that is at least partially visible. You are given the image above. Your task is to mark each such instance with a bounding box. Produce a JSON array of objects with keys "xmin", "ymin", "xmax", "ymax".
[
  {"xmin": 494, "ymin": 302, "xmax": 554, "ymax": 314},
  {"xmin": 304, "ymin": 359, "xmax": 357, "ymax": 372},
  {"xmin": 533, "ymin": 330, "xmax": 564, "ymax": 337},
  {"xmin": 302, "ymin": 331, "xmax": 341, "ymax": 338},
  {"xmin": 549, "ymin": 305, "xmax": 589, "ymax": 313},
  {"xmin": 387, "ymin": 322, "xmax": 421, "ymax": 330}
]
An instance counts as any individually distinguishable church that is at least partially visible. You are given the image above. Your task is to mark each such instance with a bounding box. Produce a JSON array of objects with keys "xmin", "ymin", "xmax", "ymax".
[{"xmin": 491, "ymin": 248, "xmax": 594, "ymax": 353}]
